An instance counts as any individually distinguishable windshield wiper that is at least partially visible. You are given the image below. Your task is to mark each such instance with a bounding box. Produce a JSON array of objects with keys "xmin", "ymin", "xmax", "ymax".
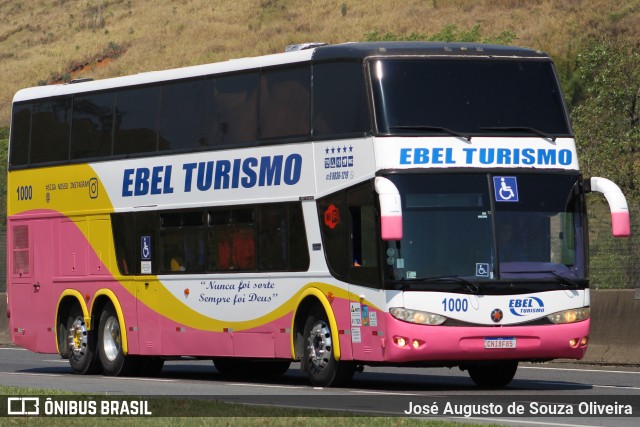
[
  {"xmin": 390, "ymin": 125, "xmax": 471, "ymax": 141},
  {"xmin": 479, "ymin": 126, "xmax": 557, "ymax": 142},
  {"xmin": 501, "ymin": 269, "xmax": 581, "ymax": 289},
  {"xmin": 413, "ymin": 275, "xmax": 480, "ymax": 294},
  {"xmin": 548, "ymin": 271, "xmax": 582, "ymax": 289}
]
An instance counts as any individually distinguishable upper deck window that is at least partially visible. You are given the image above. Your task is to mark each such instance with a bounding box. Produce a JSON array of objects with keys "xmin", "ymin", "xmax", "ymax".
[{"xmin": 370, "ymin": 58, "xmax": 571, "ymax": 137}]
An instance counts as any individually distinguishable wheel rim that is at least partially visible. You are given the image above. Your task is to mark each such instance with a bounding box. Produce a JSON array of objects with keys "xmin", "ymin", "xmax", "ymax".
[
  {"xmin": 68, "ymin": 316, "xmax": 89, "ymax": 359},
  {"xmin": 102, "ymin": 316, "xmax": 121, "ymax": 362},
  {"xmin": 307, "ymin": 320, "xmax": 332, "ymax": 370}
]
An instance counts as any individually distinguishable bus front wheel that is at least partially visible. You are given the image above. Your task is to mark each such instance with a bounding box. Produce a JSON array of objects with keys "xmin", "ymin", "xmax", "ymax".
[
  {"xmin": 302, "ymin": 306, "xmax": 354, "ymax": 387},
  {"xmin": 66, "ymin": 304, "xmax": 100, "ymax": 375},
  {"xmin": 467, "ymin": 361, "xmax": 518, "ymax": 388}
]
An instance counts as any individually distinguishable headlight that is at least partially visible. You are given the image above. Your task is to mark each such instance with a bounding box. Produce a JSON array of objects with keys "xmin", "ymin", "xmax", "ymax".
[
  {"xmin": 547, "ymin": 307, "xmax": 590, "ymax": 324},
  {"xmin": 390, "ymin": 307, "xmax": 447, "ymax": 325}
]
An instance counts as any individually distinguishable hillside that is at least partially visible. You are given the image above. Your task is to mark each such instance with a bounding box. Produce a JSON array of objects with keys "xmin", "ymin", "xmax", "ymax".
[{"xmin": 1, "ymin": 0, "xmax": 639, "ymax": 127}]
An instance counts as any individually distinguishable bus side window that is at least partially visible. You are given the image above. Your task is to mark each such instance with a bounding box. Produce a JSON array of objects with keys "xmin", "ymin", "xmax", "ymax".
[
  {"xmin": 258, "ymin": 205, "xmax": 288, "ymax": 270},
  {"xmin": 9, "ymin": 103, "xmax": 31, "ymax": 167},
  {"xmin": 210, "ymin": 73, "xmax": 258, "ymax": 146},
  {"xmin": 258, "ymin": 66, "xmax": 310, "ymax": 140},
  {"xmin": 159, "ymin": 79, "xmax": 211, "ymax": 151},
  {"xmin": 347, "ymin": 184, "xmax": 381, "ymax": 288},
  {"xmin": 114, "ymin": 87, "xmax": 160, "ymax": 156},
  {"xmin": 313, "ymin": 61, "xmax": 370, "ymax": 138},
  {"xmin": 31, "ymin": 98, "xmax": 71, "ymax": 164},
  {"xmin": 71, "ymin": 92, "xmax": 114, "ymax": 159},
  {"xmin": 209, "ymin": 209, "xmax": 256, "ymax": 271}
]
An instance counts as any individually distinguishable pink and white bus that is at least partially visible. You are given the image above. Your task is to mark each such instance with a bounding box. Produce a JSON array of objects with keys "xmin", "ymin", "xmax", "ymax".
[{"xmin": 6, "ymin": 42, "xmax": 630, "ymax": 387}]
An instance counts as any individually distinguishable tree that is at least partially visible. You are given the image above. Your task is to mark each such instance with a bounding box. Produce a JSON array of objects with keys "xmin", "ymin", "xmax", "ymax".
[
  {"xmin": 572, "ymin": 37, "xmax": 640, "ymax": 289},
  {"xmin": 572, "ymin": 37, "xmax": 640, "ymax": 199}
]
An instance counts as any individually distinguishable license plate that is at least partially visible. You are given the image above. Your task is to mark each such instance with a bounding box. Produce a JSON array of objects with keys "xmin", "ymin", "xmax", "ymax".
[{"xmin": 484, "ymin": 337, "xmax": 516, "ymax": 349}]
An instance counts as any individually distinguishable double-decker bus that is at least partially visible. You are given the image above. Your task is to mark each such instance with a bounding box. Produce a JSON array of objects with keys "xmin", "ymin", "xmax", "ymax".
[{"xmin": 6, "ymin": 42, "xmax": 630, "ymax": 388}]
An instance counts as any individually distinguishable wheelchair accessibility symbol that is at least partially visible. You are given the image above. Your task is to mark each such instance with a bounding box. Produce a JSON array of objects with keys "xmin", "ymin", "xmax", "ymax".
[
  {"xmin": 141, "ymin": 236, "xmax": 151, "ymax": 260},
  {"xmin": 476, "ymin": 263, "xmax": 490, "ymax": 277},
  {"xmin": 493, "ymin": 176, "xmax": 519, "ymax": 202}
]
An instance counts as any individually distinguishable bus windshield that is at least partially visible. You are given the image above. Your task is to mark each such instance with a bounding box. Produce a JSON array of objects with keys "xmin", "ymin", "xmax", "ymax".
[
  {"xmin": 382, "ymin": 173, "xmax": 586, "ymax": 284},
  {"xmin": 370, "ymin": 58, "xmax": 571, "ymax": 137}
]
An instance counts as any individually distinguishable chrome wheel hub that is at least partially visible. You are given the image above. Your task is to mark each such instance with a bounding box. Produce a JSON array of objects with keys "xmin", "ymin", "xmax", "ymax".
[
  {"xmin": 307, "ymin": 320, "xmax": 332, "ymax": 370},
  {"xmin": 102, "ymin": 316, "xmax": 121, "ymax": 362},
  {"xmin": 68, "ymin": 316, "xmax": 89, "ymax": 359}
]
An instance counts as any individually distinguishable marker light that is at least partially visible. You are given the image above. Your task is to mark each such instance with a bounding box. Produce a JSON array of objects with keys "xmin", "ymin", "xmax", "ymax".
[
  {"xmin": 390, "ymin": 307, "xmax": 446, "ymax": 325},
  {"xmin": 547, "ymin": 307, "xmax": 590, "ymax": 324}
]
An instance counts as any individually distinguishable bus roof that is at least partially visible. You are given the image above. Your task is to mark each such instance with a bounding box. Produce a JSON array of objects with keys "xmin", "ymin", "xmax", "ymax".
[
  {"xmin": 310, "ymin": 41, "xmax": 548, "ymax": 61},
  {"xmin": 12, "ymin": 41, "xmax": 549, "ymax": 103}
]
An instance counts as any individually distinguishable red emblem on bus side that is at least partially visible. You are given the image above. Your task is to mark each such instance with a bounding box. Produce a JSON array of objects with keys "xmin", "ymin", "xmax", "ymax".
[{"xmin": 324, "ymin": 204, "xmax": 340, "ymax": 229}]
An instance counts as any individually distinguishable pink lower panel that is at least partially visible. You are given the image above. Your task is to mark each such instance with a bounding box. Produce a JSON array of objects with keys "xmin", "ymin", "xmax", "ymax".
[{"xmin": 381, "ymin": 314, "xmax": 590, "ymax": 363}]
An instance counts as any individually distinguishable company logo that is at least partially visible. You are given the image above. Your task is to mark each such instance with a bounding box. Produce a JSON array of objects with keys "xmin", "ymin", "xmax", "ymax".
[
  {"xmin": 490, "ymin": 308, "xmax": 503, "ymax": 323},
  {"xmin": 509, "ymin": 296, "xmax": 545, "ymax": 316},
  {"xmin": 324, "ymin": 204, "xmax": 340, "ymax": 229}
]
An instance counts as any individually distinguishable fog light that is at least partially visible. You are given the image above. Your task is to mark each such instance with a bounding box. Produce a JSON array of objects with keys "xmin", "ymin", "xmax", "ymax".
[
  {"xmin": 412, "ymin": 339, "xmax": 422, "ymax": 349},
  {"xmin": 569, "ymin": 338, "xmax": 578, "ymax": 347},
  {"xmin": 394, "ymin": 336, "xmax": 407, "ymax": 347},
  {"xmin": 580, "ymin": 336, "xmax": 589, "ymax": 346}
]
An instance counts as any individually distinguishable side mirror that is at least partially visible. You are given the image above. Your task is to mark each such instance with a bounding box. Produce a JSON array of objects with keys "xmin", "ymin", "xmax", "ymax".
[
  {"xmin": 588, "ymin": 177, "xmax": 631, "ymax": 237},
  {"xmin": 375, "ymin": 177, "xmax": 403, "ymax": 240}
]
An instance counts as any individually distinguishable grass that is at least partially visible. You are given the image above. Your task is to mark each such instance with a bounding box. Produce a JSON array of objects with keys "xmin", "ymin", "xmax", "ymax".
[
  {"xmin": 0, "ymin": 385, "xmax": 496, "ymax": 426},
  {"xmin": 0, "ymin": 0, "xmax": 639, "ymax": 126}
]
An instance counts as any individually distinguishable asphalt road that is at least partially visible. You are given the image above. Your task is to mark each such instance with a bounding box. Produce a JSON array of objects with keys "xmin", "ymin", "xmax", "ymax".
[{"xmin": 1, "ymin": 345, "xmax": 639, "ymax": 426}]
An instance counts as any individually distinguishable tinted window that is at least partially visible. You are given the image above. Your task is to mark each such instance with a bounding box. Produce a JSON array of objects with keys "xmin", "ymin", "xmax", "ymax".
[
  {"xmin": 317, "ymin": 191, "xmax": 348, "ymax": 279},
  {"xmin": 159, "ymin": 79, "xmax": 211, "ymax": 151},
  {"xmin": 160, "ymin": 211, "xmax": 206, "ymax": 273},
  {"xmin": 111, "ymin": 213, "xmax": 135, "ymax": 275},
  {"xmin": 209, "ymin": 73, "xmax": 258, "ymax": 146},
  {"xmin": 112, "ymin": 203, "xmax": 308, "ymax": 275},
  {"xmin": 208, "ymin": 208, "xmax": 256, "ymax": 271},
  {"xmin": 259, "ymin": 66, "xmax": 310, "ymax": 140},
  {"xmin": 114, "ymin": 87, "xmax": 159, "ymax": 155},
  {"xmin": 257, "ymin": 204, "xmax": 309, "ymax": 271},
  {"xmin": 9, "ymin": 104, "xmax": 31, "ymax": 167},
  {"xmin": 371, "ymin": 59, "xmax": 570, "ymax": 136},
  {"xmin": 313, "ymin": 61, "xmax": 370, "ymax": 137},
  {"xmin": 71, "ymin": 92, "xmax": 114, "ymax": 159},
  {"xmin": 31, "ymin": 98, "xmax": 71, "ymax": 164}
]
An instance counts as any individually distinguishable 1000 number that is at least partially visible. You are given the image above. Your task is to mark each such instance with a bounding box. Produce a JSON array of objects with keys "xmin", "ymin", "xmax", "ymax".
[
  {"xmin": 442, "ymin": 298, "xmax": 468, "ymax": 312},
  {"xmin": 16, "ymin": 185, "xmax": 32, "ymax": 201}
]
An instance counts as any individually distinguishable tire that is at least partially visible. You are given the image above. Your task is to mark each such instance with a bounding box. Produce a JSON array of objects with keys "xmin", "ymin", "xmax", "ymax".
[
  {"xmin": 66, "ymin": 304, "xmax": 100, "ymax": 375},
  {"xmin": 302, "ymin": 305, "xmax": 354, "ymax": 387},
  {"xmin": 467, "ymin": 361, "xmax": 518, "ymax": 388},
  {"xmin": 97, "ymin": 302, "xmax": 136, "ymax": 376}
]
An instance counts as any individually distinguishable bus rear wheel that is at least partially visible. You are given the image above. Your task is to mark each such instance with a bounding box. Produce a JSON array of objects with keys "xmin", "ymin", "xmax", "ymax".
[
  {"xmin": 98, "ymin": 302, "xmax": 137, "ymax": 376},
  {"xmin": 302, "ymin": 306, "xmax": 354, "ymax": 387},
  {"xmin": 66, "ymin": 304, "xmax": 100, "ymax": 375},
  {"xmin": 467, "ymin": 361, "xmax": 518, "ymax": 388}
]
